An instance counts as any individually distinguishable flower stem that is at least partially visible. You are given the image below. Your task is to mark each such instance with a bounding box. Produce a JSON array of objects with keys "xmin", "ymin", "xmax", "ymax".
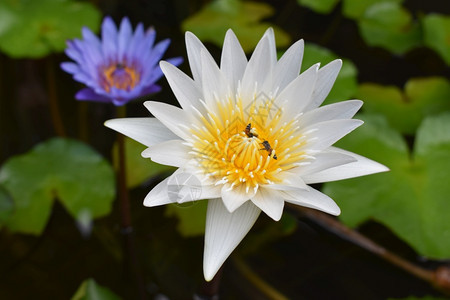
[
  {"xmin": 290, "ymin": 205, "xmax": 450, "ymax": 295},
  {"xmin": 233, "ymin": 256, "xmax": 289, "ymax": 300},
  {"xmin": 46, "ymin": 57, "xmax": 66, "ymax": 137},
  {"xmin": 116, "ymin": 105, "xmax": 147, "ymax": 299}
]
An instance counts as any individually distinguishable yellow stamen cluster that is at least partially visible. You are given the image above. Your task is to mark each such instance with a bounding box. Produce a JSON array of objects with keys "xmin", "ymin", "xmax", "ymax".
[
  {"xmin": 102, "ymin": 63, "xmax": 140, "ymax": 92},
  {"xmin": 190, "ymin": 95, "xmax": 309, "ymax": 192}
]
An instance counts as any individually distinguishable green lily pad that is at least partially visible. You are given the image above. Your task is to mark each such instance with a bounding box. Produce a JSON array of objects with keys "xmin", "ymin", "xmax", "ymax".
[
  {"xmin": 297, "ymin": 0, "xmax": 340, "ymax": 14},
  {"xmin": 0, "ymin": 0, "xmax": 101, "ymax": 58},
  {"xmin": 358, "ymin": 77, "xmax": 450, "ymax": 135},
  {"xmin": 324, "ymin": 113, "xmax": 450, "ymax": 259},
  {"xmin": 302, "ymin": 44, "xmax": 358, "ymax": 104},
  {"xmin": 181, "ymin": 0, "xmax": 290, "ymax": 52},
  {"xmin": 112, "ymin": 137, "xmax": 175, "ymax": 189},
  {"xmin": 342, "ymin": 0, "xmax": 403, "ymax": 20},
  {"xmin": 0, "ymin": 184, "xmax": 14, "ymax": 223},
  {"xmin": 72, "ymin": 278, "xmax": 121, "ymax": 300},
  {"xmin": 358, "ymin": 2, "xmax": 421, "ymax": 54},
  {"xmin": 165, "ymin": 200, "xmax": 208, "ymax": 237},
  {"xmin": 0, "ymin": 138, "xmax": 115, "ymax": 235},
  {"xmin": 422, "ymin": 14, "xmax": 450, "ymax": 66}
]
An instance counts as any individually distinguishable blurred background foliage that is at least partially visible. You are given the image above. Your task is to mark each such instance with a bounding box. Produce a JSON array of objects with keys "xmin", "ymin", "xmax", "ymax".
[{"xmin": 0, "ymin": 0, "xmax": 449, "ymax": 299}]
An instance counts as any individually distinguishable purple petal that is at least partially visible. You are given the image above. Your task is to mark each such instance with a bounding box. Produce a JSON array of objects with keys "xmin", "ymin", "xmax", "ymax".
[
  {"xmin": 101, "ymin": 16, "xmax": 118, "ymax": 62},
  {"xmin": 118, "ymin": 17, "xmax": 132, "ymax": 61},
  {"xmin": 75, "ymin": 88, "xmax": 112, "ymax": 103}
]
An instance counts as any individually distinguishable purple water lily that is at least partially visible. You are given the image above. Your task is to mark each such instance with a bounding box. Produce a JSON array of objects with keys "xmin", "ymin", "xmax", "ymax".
[{"xmin": 61, "ymin": 16, "xmax": 182, "ymax": 106}]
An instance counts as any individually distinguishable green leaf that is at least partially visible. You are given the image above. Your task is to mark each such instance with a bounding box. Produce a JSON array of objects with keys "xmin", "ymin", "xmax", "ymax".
[
  {"xmin": 422, "ymin": 14, "xmax": 450, "ymax": 66},
  {"xmin": 358, "ymin": 77, "xmax": 450, "ymax": 134},
  {"xmin": 71, "ymin": 278, "xmax": 121, "ymax": 300},
  {"xmin": 0, "ymin": 138, "xmax": 115, "ymax": 235},
  {"xmin": 358, "ymin": 2, "xmax": 421, "ymax": 54},
  {"xmin": 342, "ymin": 0, "xmax": 403, "ymax": 20},
  {"xmin": 0, "ymin": 184, "xmax": 14, "ymax": 223},
  {"xmin": 112, "ymin": 137, "xmax": 175, "ymax": 189},
  {"xmin": 181, "ymin": 0, "xmax": 290, "ymax": 52},
  {"xmin": 297, "ymin": 0, "xmax": 340, "ymax": 14},
  {"xmin": 324, "ymin": 113, "xmax": 450, "ymax": 259},
  {"xmin": 0, "ymin": 0, "xmax": 101, "ymax": 58},
  {"xmin": 165, "ymin": 200, "xmax": 207, "ymax": 237},
  {"xmin": 301, "ymin": 44, "xmax": 358, "ymax": 104}
]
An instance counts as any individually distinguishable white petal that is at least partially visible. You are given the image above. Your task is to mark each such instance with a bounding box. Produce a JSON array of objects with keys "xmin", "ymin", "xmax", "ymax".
[
  {"xmin": 143, "ymin": 177, "xmax": 177, "ymax": 207},
  {"xmin": 201, "ymin": 49, "xmax": 228, "ymax": 107},
  {"xmin": 166, "ymin": 171, "xmax": 221, "ymax": 203},
  {"xmin": 143, "ymin": 101, "xmax": 192, "ymax": 140},
  {"xmin": 276, "ymin": 63, "xmax": 319, "ymax": 121},
  {"xmin": 299, "ymin": 100, "xmax": 363, "ymax": 127},
  {"xmin": 220, "ymin": 29, "xmax": 247, "ymax": 93},
  {"xmin": 221, "ymin": 183, "xmax": 254, "ymax": 213},
  {"xmin": 305, "ymin": 59, "xmax": 342, "ymax": 111},
  {"xmin": 283, "ymin": 186, "xmax": 341, "ymax": 215},
  {"xmin": 159, "ymin": 61, "xmax": 204, "ymax": 113},
  {"xmin": 240, "ymin": 36, "xmax": 272, "ymax": 106},
  {"xmin": 269, "ymin": 39, "xmax": 304, "ymax": 94},
  {"xmin": 301, "ymin": 119, "xmax": 363, "ymax": 151},
  {"xmin": 302, "ymin": 147, "xmax": 389, "ymax": 184},
  {"xmin": 261, "ymin": 28, "xmax": 277, "ymax": 65},
  {"xmin": 104, "ymin": 118, "xmax": 177, "ymax": 147},
  {"xmin": 141, "ymin": 140, "xmax": 190, "ymax": 167},
  {"xmin": 204, "ymin": 199, "xmax": 261, "ymax": 281},
  {"xmin": 264, "ymin": 171, "xmax": 308, "ymax": 190},
  {"xmin": 251, "ymin": 187, "xmax": 285, "ymax": 221},
  {"xmin": 294, "ymin": 151, "xmax": 356, "ymax": 177},
  {"xmin": 185, "ymin": 31, "xmax": 214, "ymax": 84}
]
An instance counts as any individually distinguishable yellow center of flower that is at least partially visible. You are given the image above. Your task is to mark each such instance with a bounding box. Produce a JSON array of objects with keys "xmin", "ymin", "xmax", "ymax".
[
  {"xmin": 101, "ymin": 63, "xmax": 140, "ymax": 92},
  {"xmin": 190, "ymin": 95, "xmax": 308, "ymax": 192}
]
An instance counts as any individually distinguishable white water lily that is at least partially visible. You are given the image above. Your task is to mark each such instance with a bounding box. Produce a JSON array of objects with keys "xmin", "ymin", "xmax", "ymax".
[{"xmin": 105, "ymin": 28, "xmax": 388, "ymax": 281}]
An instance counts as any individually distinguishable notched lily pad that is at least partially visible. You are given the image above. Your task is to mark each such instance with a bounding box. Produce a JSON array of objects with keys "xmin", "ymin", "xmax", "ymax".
[
  {"xmin": 324, "ymin": 113, "xmax": 450, "ymax": 259},
  {"xmin": 358, "ymin": 2, "xmax": 421, "ymax": 54},
  {"xmin": 0, "ymin": 0, "xmax": 101, "ymax": 58},
  {"xmin": 182, "ymin": 0, "xmax": 290, "ymax": 52},
  {"xmin": 0, "ymin": 138, "xmax": 115, "ymax": 235},
  {"xmin": 358, "ymin": 77, "xmax": 450, "ymax": 135},
  {"xmin": 422, "ymin": 14, "xmax": 450, "ymax": 66}
]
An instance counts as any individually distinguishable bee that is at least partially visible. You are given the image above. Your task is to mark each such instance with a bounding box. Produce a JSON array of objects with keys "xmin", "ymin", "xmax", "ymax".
[
  {"xmin": 260, "ymin": 140, "xmax": 277, "ymax": 160},
  {"xmin": 244, "ymin": 123, "xmax": 259, "ymax": 138}
]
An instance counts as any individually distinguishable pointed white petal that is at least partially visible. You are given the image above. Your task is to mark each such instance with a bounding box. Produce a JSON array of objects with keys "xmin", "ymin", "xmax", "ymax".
[
  {"xmin": 261, "ymin": 28, "xmax": 277, "ymax": 65},
  {"xmin": 221, "ymin": 29, "xmax": 247, "ymax": 92},
  {"xmin": 299, "ymin": 100, "xmax": 363, "ymax": 127},
  {"xmin": 166, "ymin": 170, "xmax": 222, "ymax": 203},
  {"xmin": 301, "ymin": 119, "xmax": 363, "ymax": 151},
  {"xmin": 251, "ymin": 188, "xmax": 285, "ymax": 221},
  {"xmin": 221, "ymin": 183, "xmax": 254, "ymax": 213},
  {"xmin": 159, "ymin": 61, "xmax": 203, "ymax": 113},
  {"xmin": 302, "ymin": 147, "xmax": 389, "ymax": 184},
  {"xmin": 204, "ymin": 199, "xmax": 261, "ymax": 281},
  {"xmin": 201, "ymin": 49, "xmax": 228, "ymax": 107},
  {"xmin": 104, "ymin": 118, "xmax": 177, "ymax": 147},
  {"xmin": 240, "ymin": 37, "xmax": 272, "ymax": 105},
  {"xmin": 294, "ymin": 151, "xmax": 356, "ymax": 177},
  {"xmin": 305, "ymin": 59, "xmax": 342, "ymax": 111},
  {"xmin": 185, "ymin": 31, "xmax": 214, "ymax": 84},
  {"xmin": 143, "ymin": 101, "xmax": 192, "ymax": 140},
  {"xmin": 276, "ymin": 63, "xmax": 319, "ymax": 121},
  {"xmin": 283, "ymin": 186, "xmax": 341, "ymax": 215},
  {"xmin": 141, "ymin": 140, "xmax": 190, "ymax": 167},
  {"xmin": 263, "ymin": 171, "xmax": 308, "ymax": 190},
  {"xmin": 143, "ymin": 177, "xmax": 177, "ymax": 207},
  {"xmin": 269, "ymin": 39, "xmax": 304, "ymax": 94}
]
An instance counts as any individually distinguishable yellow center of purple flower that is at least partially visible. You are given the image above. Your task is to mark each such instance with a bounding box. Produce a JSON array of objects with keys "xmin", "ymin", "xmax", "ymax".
[{"xmin": 101, "ymin": 63, "xmax": 140, "ymax": 92}]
